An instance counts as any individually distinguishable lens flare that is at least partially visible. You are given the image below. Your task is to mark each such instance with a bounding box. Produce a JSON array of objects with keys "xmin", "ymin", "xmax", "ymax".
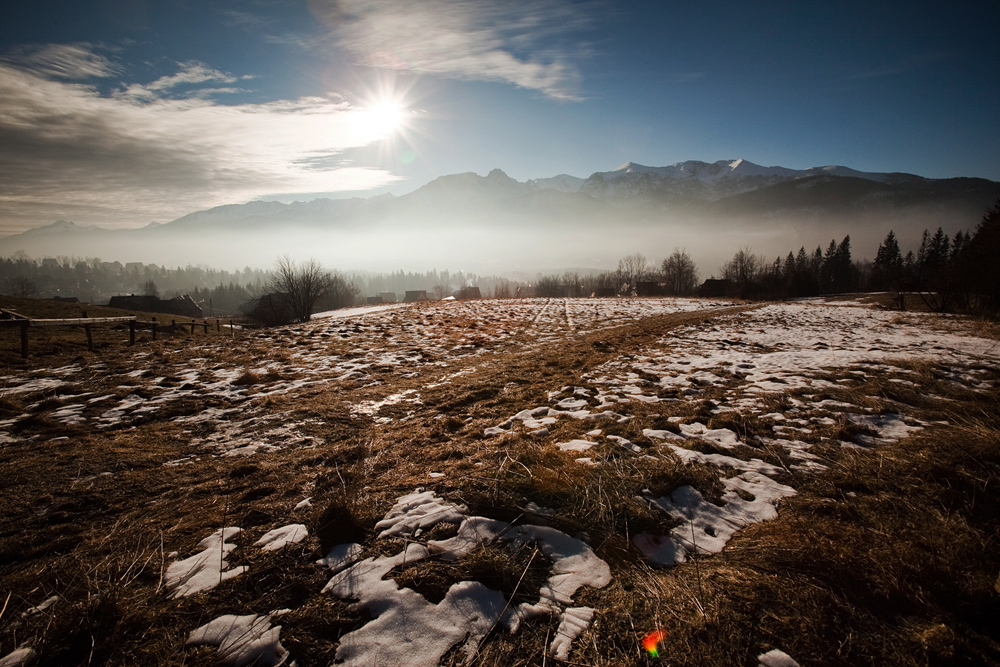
[{"xmin": 642, "ymin": 628, "xmax": 667, "ymax": 658}]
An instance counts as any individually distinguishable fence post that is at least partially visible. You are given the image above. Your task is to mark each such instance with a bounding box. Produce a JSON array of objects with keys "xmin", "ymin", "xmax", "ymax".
[
  {"xmin": 82, "ymin": 310, "xmax": 93, "ymax": 352},
  {"xmin": 129, "ymin": 320, "xmax": 136, "ymax": 346},
  {"xmin": 152, "ymin": 317, "xmax": 157, "ymax": 341},
  {"xmin": 216, "ymin": 319, "xmax": 220, "ymax": 332},
  {"xmin": 190, "ymin": 320, "xmax": 196, "ymax": 334},
  {"xmin": 203, "ymin": 320, "xmax": 208, "ymax": 334},
  {"xmin": 20, "ymin": 320, "xmax": 28, "ymax": 358}
]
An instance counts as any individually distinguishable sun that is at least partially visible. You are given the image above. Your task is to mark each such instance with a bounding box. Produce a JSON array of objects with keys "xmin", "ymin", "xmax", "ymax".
[
  {"xmin": 369, "ymin": 99, "xmax": 405, "ymax": 136},
  {"xmin": 351, "ymin": 71, "xmax": 427, "ymax": 162}
]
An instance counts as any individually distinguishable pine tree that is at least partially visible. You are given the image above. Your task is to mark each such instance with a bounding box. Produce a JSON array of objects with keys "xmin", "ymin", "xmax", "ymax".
[
  {"xmin": 961, "ymin": 200, "xmax": 1000, "ymax": 312},
  {"xmin": 871, "ymin": 230, "xmax": 904, "ymax": 290},
  {"xmin": 782, "ymin": 251, "xmax": 796, "ymax": 293},
  {"xmin": 833, "ymin": 235, "xmax": 855, "ymax": 292}
]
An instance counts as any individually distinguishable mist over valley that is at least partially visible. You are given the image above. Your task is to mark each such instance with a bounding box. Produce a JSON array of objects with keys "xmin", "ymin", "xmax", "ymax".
[{"xmin": 3, "ymin": 159, "xmax": 996, "ymax": 275}]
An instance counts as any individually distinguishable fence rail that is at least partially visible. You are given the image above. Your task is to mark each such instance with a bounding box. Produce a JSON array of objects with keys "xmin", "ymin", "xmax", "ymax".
[
  {"xmin": 13, "ymin": 316, "xmax": 137, "ymax": 326},
  {"xmin": 1, "ymin": 308, "xmax": 240, "ymax": 358}
]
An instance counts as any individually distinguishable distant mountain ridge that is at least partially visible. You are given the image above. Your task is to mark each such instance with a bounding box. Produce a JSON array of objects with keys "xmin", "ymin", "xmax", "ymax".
[
  {"xmin": 2, "ymin": 158, "xmax": 997, "ymax": 273},
  {"xmin": 577, "ymin": 159, "xmax": 937, "ymax": 204},
  {"xmin": 12, "ymin": 158, "xmax": 995, "ymax": 235}
]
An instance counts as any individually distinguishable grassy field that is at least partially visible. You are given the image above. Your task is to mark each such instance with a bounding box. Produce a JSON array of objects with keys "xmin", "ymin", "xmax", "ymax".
[
  {"xmin": 0, "ymin": 295, "xmax": 242, "ymax": 369},
  {"xmin": 0, "ymin": 295, "xmax": 997, "ymax": 666}
]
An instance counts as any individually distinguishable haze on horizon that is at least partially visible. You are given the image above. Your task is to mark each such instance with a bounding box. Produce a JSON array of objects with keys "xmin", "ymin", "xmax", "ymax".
[{"xmin": 0, "ymin": 0, "xmax": 997, "ymax": 275}]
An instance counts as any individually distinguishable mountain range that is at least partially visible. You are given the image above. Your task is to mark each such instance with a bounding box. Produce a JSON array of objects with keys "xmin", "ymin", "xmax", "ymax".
[{"xmin": 3, "ymin": 159, "xmax": 997, "ymax": 273}]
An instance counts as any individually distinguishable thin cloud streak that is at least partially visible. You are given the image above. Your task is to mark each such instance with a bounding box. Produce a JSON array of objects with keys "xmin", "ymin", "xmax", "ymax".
[
  {"xmin": 309, "ymin": 0, "xmax": 589, "ymax": 100},
  {"xmin": 1, "ymin": 43, "xmax": 119, "ymax": 79},
  {"xmin": 0, "ymin": 53, "xmax": 403, "ymax": 232},
  {"xmin": 116, "ymin": 62, "xmax": 248, "ymax": 101}
]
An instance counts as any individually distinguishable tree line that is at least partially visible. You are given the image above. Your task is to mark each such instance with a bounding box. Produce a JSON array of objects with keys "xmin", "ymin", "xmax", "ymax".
[
  {"xmin": 528, "ymin": 200, "xmax": 1000, "ymax": 315},
  {"xmin": 535, "ymin": 249, "xmax": 700, "ymax": 298},
  {"xmin": 0, "ymin": 253, "xmax": 268, "ymax": 313},
  {"xmin": 4, "ymin": 201, "xmax": 998, "ymax": 319},
  {"xmin": 710, "ymin": 200, "xmax": 999, "ymax": 314}
]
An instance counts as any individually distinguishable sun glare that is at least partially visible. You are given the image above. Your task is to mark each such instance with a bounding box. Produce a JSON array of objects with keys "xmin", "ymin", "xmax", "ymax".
[
  {"xmin": 351, "ymin": 72, "xmax": 428, "ymax": 164},
  {"xmin": 369, "ymin": 99, "xmax": 405, "ymax": 135}
]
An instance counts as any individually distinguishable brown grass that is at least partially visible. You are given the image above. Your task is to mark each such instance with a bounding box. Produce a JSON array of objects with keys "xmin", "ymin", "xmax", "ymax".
[
  {"xmin": 1, "ymin": 299, "xmax": 998, "ymax": 666},
  {"xmin": 0, "ymin": 295, "xmax": 241, "ymax": 368}
]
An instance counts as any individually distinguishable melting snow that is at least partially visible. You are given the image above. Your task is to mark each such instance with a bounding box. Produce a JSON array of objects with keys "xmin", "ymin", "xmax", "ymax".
[
  {"xmin": 556, "ymin": 439, "xmax": 596, "ymax": 452},
  {"xmin": 164, "ymin": 527, "xmax": 246, "ymax": 598},
  {"xmin": 0, "ymin": 648, "xmax": 37, "ymax": 667},
  {"xmin": 253, "ymin": 524, "xmax": 307, "ymax": 551},
  {"xmin": 758, "ymin": 648, "xmax": 801, "ymax": 667},
  {"xmin": 550, "ymin": 607, "xmax": 595, "ymax": 660},
  {"xmin": 635, "ymin": 472, "xmax": 797, "ymax": 565},
  {"xmin": 847, "ymin": 413, "xmax": 923, "ymax": 444},
  {"xmin": 187, "ymin": 614, "xmax": 290, "ymax": 667},
  {"xmin": 324, "ymin": 490, "xmax": 610, "ymax": 665},
  {"xmin": 318, "ymin": 542, "xmax": 364, "ymax": 574}
]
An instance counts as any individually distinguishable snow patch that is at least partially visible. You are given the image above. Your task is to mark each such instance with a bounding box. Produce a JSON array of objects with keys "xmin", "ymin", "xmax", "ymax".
[
  {"xmin": 635, "ymin": 472, "xmax": 796, "ymax": 566},
  {"xmin": 549, "ymin": 607, "xmax": 594, "ymax": 660},
  {"xmin": 324, "ymin": 490, "xmax": 610, "ymax": 665},
  {"xmin": 253, "ymin": 524, "xmax": 307, "ymax": 551},
  {"xmin": 0, "ymin": 647, "xmax": 36, "ymax": 667},
  {"xmin": 556, "ymin": 439, "xmax": 596, "ymax": 452},
  {"xmin": 164, "ymin": 527, "xmax": 246, "ymax": 598},
  {"xmin": 758, "ymin": 648, "xmax": 801, "ymax": 667},
  {"xmin": 186, "ymin": 614, "xmax": 290, "ymax": 667}
]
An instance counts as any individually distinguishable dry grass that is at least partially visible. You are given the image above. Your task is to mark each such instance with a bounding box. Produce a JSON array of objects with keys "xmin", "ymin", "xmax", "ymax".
[
  {"xmin": 0, "ymin": 295, "xmax": 240, "ymax": 368},
  {"xmin": 1, "ymin": 299, "xmax": 998, "ymax": 666}
]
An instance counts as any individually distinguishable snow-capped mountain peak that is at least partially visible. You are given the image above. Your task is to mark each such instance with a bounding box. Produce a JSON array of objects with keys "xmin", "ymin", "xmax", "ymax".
[{"xmin": 526, "ymin": 174, "xmax": 586, "ymax": 193}]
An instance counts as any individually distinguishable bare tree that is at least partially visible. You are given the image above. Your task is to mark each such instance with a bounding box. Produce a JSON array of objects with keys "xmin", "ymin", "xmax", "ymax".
[
  {"xmin": 242, "ymin": 292, "xmax": 295, "ymax": 326},
  {"xmin": 720, "ymin": 247, "xmax": 762, "ymax": 288},
  {"xmin": 323, "ymin": 274, "xmax": 359, "ymax": 310},
  {"xmin": 536, "ymin": 275, "xmax": 565, "ymax": 297},
  {"xmin": 561, "ymin": 271, "xmax": 581, "ymax": 297},
  {"xmin": 1, "ymin": 275, "xmax": 39, "ymax": 298},
  {"xmin": 616, "ymin": 253, "xmax": 648, "ymax": 295},
  {"xmin": 433, "ymin": 282, "xmax": 452, "ymax": 300},
  {"xmin": 267, "ymin": 255, "xmax": 334, "ymax": 323},
  {"xmin": 660, "ymin": 248, "xmax": 699, "ymax": 296}
]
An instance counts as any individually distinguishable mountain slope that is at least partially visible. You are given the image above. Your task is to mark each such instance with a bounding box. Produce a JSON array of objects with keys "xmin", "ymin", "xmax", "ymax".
[
  {"xmin": 1, "ymin": 159, "xmax": 997, "ymax": 272},
  {"xmin": 579, "ymin": 159, "xmax": 944, "ymax": 205}
]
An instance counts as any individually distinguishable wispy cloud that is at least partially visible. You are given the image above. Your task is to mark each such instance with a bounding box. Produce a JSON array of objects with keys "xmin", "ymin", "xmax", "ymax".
[
  {"xmin": 116, "ymin": 62, "xmax": 250, "ymax": 101},
  {"xmin": 0, "ymin": 48, "xmax": 403, "ymax": 232},
  {"xmin": 2, "ymin": 43, "xmax": 119, "ymax": 79},
  {"xmin": 308, "ymin": 0, "xmax": 590, "ymax": 100}
]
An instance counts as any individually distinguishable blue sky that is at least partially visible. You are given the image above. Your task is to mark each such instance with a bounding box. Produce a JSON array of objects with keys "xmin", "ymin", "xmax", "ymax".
[{"xmin": 1, "ymin": 0, "xmax": 997, "ymax": 233}]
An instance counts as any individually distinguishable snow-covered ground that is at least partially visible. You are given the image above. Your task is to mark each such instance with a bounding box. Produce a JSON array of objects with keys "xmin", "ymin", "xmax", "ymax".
[
  {"xmin": 483, "ymin": 301, "xmax": 999, "ymax": 566},
  {"xmin": 0, "ymin": 297, "xmax": 733, "ymax": 450},
  {"xmin": 2, "ymin": 296, "xmax": 996, "ymax": 666}
]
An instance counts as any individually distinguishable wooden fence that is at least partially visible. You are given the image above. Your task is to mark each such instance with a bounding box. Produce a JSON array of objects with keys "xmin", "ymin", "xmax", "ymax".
[{"xmin": 1, "ymin": 309, "xmax": 241, "ymax": 358}]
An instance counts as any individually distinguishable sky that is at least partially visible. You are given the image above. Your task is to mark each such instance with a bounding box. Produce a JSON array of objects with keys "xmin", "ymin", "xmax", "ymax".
[{"xmin": 1, "ymin": 0, "xmax": 998, "ymax": 235}]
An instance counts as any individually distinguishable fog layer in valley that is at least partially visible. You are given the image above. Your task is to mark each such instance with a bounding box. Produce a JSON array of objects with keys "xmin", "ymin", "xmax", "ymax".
[{"xmin": 2, "ymin": 160, "xmax": 996, "ymax": 273}]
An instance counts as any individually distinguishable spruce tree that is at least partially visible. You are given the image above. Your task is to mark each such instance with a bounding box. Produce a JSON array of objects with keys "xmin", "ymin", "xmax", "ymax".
[
  {"xmin": 963, "ymin": 200, "xmax": 1000, "ymax": 312},
  {"xmin": 872, "ymin": 230, "xmax": 903, "ymax": 290}
]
